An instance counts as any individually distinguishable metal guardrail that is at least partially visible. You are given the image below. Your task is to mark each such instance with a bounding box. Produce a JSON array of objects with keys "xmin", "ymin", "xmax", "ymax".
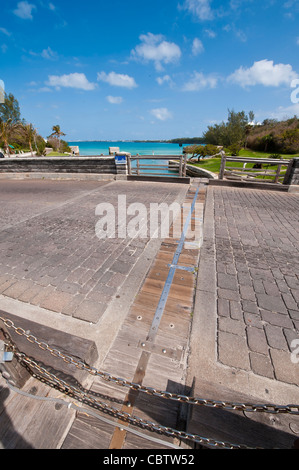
[
  {"xmin": 127, "ymin": 155, "xmax": 187, "ymax": 177},
  {"xmin": 219, "ymin": 156, "xmax": 292, "ymax": 184}
]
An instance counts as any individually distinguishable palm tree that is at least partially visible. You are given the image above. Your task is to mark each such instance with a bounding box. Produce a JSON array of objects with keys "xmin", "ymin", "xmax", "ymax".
[
  {"xmin": 21, "ymin": 124, "xmax": 36, "ymax": 157},
  {"xmin": 21, "ymin": 123, "xmax": 37, "ymax": 157},
  {"xmin": 50, "ymin": 125, "xmax": 66, "ymax": 152},
  {"xmin": 0, "ymin": 118, "xmax": 20, "ymax": 156}
]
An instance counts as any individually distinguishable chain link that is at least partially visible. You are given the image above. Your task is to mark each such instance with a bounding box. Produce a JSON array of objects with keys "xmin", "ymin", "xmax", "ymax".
[
  {"xmin": 1, "ymin": 315, "xmax": 299, "ymax": 417},
  {"xmin": 12, "ymin": 349, "xmax": 251, "ymax": 449}
]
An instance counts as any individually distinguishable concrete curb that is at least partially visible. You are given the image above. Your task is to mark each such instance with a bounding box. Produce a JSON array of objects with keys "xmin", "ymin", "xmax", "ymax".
[
  {"xmin": 209, "ymin": 179, "xmax": 290, "ymax": 191},
  {"xmin": 0, "ymin": 172, "xmax": 125, "ymax": 181}
]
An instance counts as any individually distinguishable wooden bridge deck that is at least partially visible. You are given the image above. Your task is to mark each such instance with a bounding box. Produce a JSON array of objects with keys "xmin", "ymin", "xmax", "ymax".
[
  {"xmin": 0, "ymin": 184, "xmax": 205, "ymax": 450},
  {"xmin": 1, "ymin": 180, "xmax": 298, "ymax": 451}
]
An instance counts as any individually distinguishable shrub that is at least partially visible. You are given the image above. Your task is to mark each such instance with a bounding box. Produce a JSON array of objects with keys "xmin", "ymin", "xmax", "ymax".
[{"xmin": 228, "ymin": 143, "xmax": 241, "ymax": 156}]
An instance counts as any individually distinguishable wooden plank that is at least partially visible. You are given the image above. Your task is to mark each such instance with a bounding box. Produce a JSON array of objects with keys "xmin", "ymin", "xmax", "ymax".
[
  {"xmin": 127, "ymin": 304, "xmax": 191, "ymax": 342},
  {"xmin": 187, "ymin": 379, "xmax": 298, "ymax": 449},
  {"xmin": 142, "ymin": 278, "xmax": 194, "ymax": 302},
  {"xmin": 0, "ymin": 375, "xmax": 75, "ymax": 449},
  {"xmin": 225, "ymin": 157, "xmax": 290, "ymax": 164},
  {"xmin": 0, "ymin": 311, "xmax": 98, "ymax": 384},
  {"xmin": 62, "ymin": 414, "xmax": 115, "ymax": 449},
  {"xmin": 89, "ymin": 378, "xmax": 128, "ymax": 407},
  {"xmin": 133, "ymin": 291, "xmax": 193, "ymax": 316},
  {"xmin": 123, "ymin": 431, "xmax": 173, "ymax": 450}
]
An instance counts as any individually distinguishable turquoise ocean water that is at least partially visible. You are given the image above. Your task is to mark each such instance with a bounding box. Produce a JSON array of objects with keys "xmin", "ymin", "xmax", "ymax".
[
  {"xmin": 67, "ymin": 141, "xmax": 188, "ymax": 156},
  {"xmin": 67, "ymin": 141, "xmax": 189, "ymax": 174}
]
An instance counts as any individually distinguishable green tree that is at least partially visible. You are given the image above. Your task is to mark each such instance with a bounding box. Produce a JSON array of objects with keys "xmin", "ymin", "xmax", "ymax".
[
  {"xmin": 21, "ymin": 123, "xmax": 37, "ymax": 156},
  {"xmin": 262, "ymin": 133, "xmax": 275, "ymax": 152},
  {"xmin": 49, "ymin": 125, "xmax": 66, "ymax": 152},
  {"xmin": 203, "ymin": 109, "xmax": 252, "ymax": 149},
  {"xmin": 184, "ymin": 144, "xmax": 220, "ymax": 161},
  {"xmin": 280, "ymin": 128, "xmax": 299, "ymax": 153},
  {"xmin": 203, "ymin": 122, "xmax": 227, "ymax": 146},
  {"xmin": 248, "ymin": 111, "xmax": 255, "ymax": 123},
  {"xmin": 0, "ymin": 118, "xmax": 21, "ymax": 155},
  {"xmin": 0, "ymin": 93, "xmax": 21, "ymax": 123},
  {"xmin": 225, "ymin": 109, "xmax": 249, "ymax": 147}
]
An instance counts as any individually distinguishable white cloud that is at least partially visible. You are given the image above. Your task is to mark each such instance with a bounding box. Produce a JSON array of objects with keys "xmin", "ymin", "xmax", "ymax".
[
  {"xmin": 182, "ymin": 71, "xmax": 218, "ymax": 91},
  {"xmin": 156, "ymin": 75, "xmax": 173, "ymax": 86},
  {"xmin": 283, "ymin": 0, "xmax": 299, "ymax": 18},
  {"xmin": 192, "ymin": 38, "xmax": 204, "ymax": 55},
  {"xmin": 38, "ymin": 86, "xmax": 52, "ymax": 93},
  {"xmin": 150, "ymin": 108, "xmax": 172, "ymax": 121},
  {"xmin": 46, "ymin": 73, "xmax": 96, "ymax": 90},
  {"xmin": 29, "ymin": 46, "xmax": 58, "ymax": 60},
  {"xmin": 180, "ymin": 0, "xmax": 214, "ymax": 21},
  {"xmin": 269, "ymin": 103, "xmax": 299, "ymax": 120},
  {"xmin": 41, "ymin": 46, "xmax": 58, "ymax": 60},
  {"xmin": 229, "ymin": 59, "xmax": 298, "ymax": 87},
  {"xmin": 131, "ymin": 33, "xmax": 181, "ymax": 71},
  {"xmin": 0, "ymin": 28, "xmax": 11, "ymax": 37},
  {"xmin": 13, "ymin": 1, "xmax": 36, "ymax": 20},
  {"xmin": 223, "ymin": 23, "xmax": 247, "ymax": 42},
  {"xmin": 97, "ymin": 71, "xmax": 137, "ymax": 89},
  {"xmin": 106, "ymin": 95, "xmax": 123, "ymax": 104},
  {"xmin": 204, "ymin": 28, "xmax": 216, "ymax": 38}
]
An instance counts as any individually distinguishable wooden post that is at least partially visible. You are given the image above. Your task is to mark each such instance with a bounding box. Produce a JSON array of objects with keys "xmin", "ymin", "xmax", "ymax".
[
  {"xmin": 219, "ymin": 155, "xmax": 227, "ymax": 180},
  {"xmin": 179, "ymin": 156, "xmax": 183, "ymax": 177},
  {"xmin": 283, "ymin": 158, "xmax": 294, "ymax": 185},
  {"xmin": 274, "ymin": 163, "xmax": 282, "ymax": 183},
  {"xmin": 183, "ymin": 154, "xmax": 187, "ymax": 177},
  {"xmin": 0, "ymin": 326, "xmax": 30, "ymax": 388},
  {"xmin": 127, "ymin": 156, "xmax": 132, "ymax": 176}
]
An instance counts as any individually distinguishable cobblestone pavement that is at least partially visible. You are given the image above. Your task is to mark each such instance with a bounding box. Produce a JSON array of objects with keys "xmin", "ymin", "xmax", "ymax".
[
  {"xmin": 0, "ymin": 179, "xmax": 187, "ymax": 324},
  {"xmin": 212, "ymin": 186, "xmax": 299, "ymax": 387}
]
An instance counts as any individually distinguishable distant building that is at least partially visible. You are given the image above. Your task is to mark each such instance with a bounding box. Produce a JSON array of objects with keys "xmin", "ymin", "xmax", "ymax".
[{"xmin": 70, "ymin": 146, "xmax": 80, "ymax": 155}]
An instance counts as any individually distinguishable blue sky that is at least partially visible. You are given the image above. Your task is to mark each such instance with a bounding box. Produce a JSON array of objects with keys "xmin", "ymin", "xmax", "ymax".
[{"xmin": 1, "ymin": 0, "xmax": 299, "ymax": 141}]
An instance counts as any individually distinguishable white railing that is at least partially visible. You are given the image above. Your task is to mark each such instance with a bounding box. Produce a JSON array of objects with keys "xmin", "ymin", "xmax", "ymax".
[
  {"xmin": 127, "ymin": 155, "xmax": 187, "ymax": 178},
  {"xmin": 219, "ymin": 156, "xmax": 292, "ymax": 184}
]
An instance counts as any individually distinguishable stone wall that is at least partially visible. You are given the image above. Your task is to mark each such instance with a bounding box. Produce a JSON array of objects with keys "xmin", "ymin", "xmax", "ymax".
[
  {"xmin": 288, "ymin": 158, "xmax": 299, "ymax": 185},
  {"xmin": 0, "ymin": 156, "xmax": 117, "ymax": 174}
]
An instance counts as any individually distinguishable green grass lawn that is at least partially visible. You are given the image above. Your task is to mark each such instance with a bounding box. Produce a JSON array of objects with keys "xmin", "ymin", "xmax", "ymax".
[
  {"xmin": 188, "ymin": 149, "xmax": 298, "ymax": 179},
  {"xmin": 46, "ymin": 151, "xmax": 70, "ymax": 156}
]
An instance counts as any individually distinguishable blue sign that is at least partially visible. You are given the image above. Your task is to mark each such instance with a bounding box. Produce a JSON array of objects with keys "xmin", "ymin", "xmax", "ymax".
[{"xmin": 115, "ymin": 154, "xmax": 127, "ymax": 164}]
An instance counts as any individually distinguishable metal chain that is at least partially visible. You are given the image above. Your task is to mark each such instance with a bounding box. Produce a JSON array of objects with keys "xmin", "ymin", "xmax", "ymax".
[
  {"xmin": 1, "ymin": 316, "xmax": 299, "ymax": 416},
  {"xmin": 12, "ymin": 349, "xmax": 252, "ymax": 449}
]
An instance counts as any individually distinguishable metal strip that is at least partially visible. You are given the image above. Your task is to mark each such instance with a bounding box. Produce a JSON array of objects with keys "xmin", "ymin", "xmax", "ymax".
[
  {"xmin": 167, "ymin": 264, "xmax": 195, "ymax": 272},
  {"xmin": 147, "ymin": 186, "xmax": 200, "ymax": 342},
  {"xmin": 138, "ymin": 340, "xmax": 183, "ymax": 360}
]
